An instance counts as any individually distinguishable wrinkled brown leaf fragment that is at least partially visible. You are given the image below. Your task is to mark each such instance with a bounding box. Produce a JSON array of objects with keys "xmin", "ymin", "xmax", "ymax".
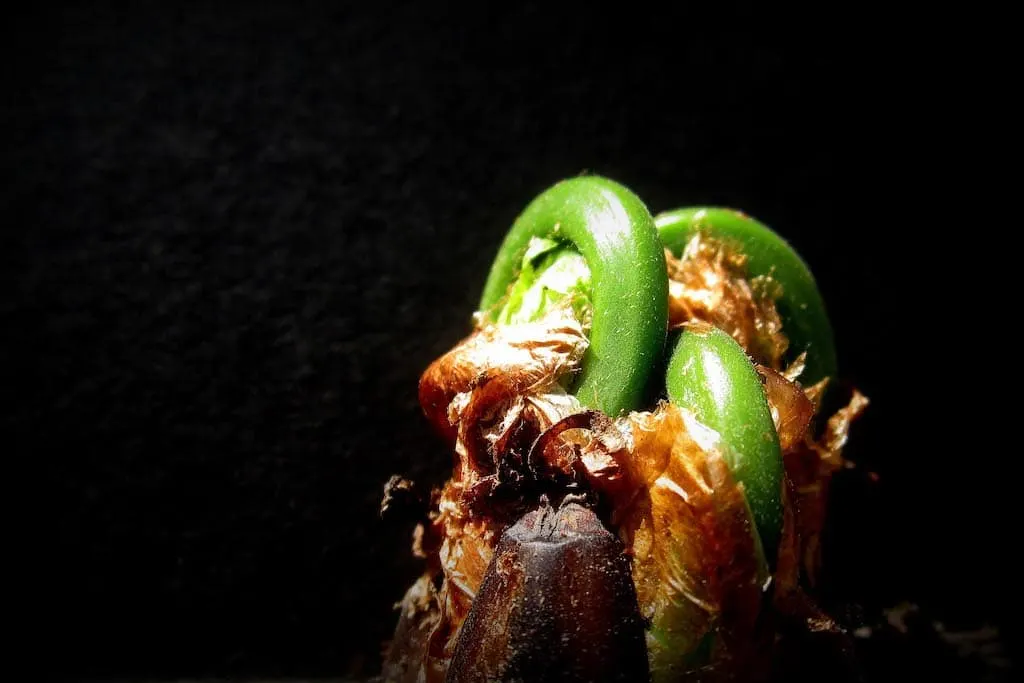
[
  {"xmin": 380, "ymin": 475, "xmax": 419, "ymax": 517},
  {"xmin": 782, "ymin": 352, "xmax": 807, "ymax": 383},
  {"xmin": 609, "ymin": 404, "xmax": 766, "ymax": 675},
  {"xmin": 419, "ymin": 510, "xmax": 502, "ymax": 682},
  {"xmin": 528, "ymin": 410, "xmax": 633, "ymax": 495},
  {"xmin": 389, "ymin": 309, "xmax": 598, "ymax": 682},
  {"xmin": 780, "ymin": 389, "xmax": 870, "ymax": 586},
  {"xmin": 758, "ymin": 364, "xmax": 815, "ymax": 452},
  {"xmin": 381, "ymin": 574, "xmax": 442, "ymax": 683},
  {"xmin": 820, "ymin": 390, "xmax": 870, "ymax": 456},
  {"xmin": 418, "ymin": 307, "xmax": 587, "ymax": 444}
]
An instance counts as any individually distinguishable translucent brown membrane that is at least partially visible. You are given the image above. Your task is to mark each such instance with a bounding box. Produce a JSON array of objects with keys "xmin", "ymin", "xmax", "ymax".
[
  {"xmin": 517, "ymin": 397, "xmax": 830, "ymax": 680},
  {"xmin": 385, "ymin": 306, "xmax": 591, "ymax": 682},
  {"xmin": 758, "ymin": 363, "xmax": 816, "ymax": 453},
  {"xmin": 776, "ymin": 389, "xmax": 871, "ymax": 589},
  {"xmin": 418, "ymin": 304, "xmax": 587, "ymax": 472},
  {"xmin": 381, "ymin": 575, "xmax": 442, "ymax": 683},
  {"xmin": 520, "ymin": 372, "xmax": 868, "ymax": 680},
  {"xmin": 615, "ymin": 405, "xmax": 767, "ymax": 680},
  {"xmin": 665, "ymin": 236, "xmax": 788, "ymax": 371}
]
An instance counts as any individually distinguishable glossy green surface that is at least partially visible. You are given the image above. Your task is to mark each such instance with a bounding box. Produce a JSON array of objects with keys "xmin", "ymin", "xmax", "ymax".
[
  {"xmin": 479, "ymin": 177, "xmax": 668, "ymax": 416},
  {"xmin": 666, "ymin": 323, "xmax": 783, "ymax": 563},
  {"xmin": 656, "ymin": 207, "xmax": 837, "ymax": 386}
]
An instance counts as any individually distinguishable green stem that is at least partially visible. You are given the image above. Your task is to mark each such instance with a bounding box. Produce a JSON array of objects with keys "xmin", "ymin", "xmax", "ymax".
[
  {"xmin": 656, "ymin": 207, "xmax": 837, "ymax": 387},
  {"xmin": 479, "ymin": 176, "xmax": 668, "ymax": 416},
  {"xmin": 665, "ymin": 322, "xmax": 783, "ymax": 565}
]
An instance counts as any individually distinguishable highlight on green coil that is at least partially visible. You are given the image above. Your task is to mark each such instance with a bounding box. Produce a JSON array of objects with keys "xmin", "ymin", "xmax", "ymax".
[{"xmin": 478, "ymin": 176, "xmax": 669, "ymax": 417}]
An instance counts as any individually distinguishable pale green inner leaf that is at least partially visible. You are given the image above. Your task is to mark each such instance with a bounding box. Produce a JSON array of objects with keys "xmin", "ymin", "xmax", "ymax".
[{"xmin": 495, "ymin": 237, "xmax": 593, "ymax": 329}]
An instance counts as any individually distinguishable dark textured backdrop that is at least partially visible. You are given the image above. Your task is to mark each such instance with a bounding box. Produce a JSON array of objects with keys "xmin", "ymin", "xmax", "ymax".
[{"xmin": 5, "ymin": 2, "xmax": 1009, "ymax": 680}]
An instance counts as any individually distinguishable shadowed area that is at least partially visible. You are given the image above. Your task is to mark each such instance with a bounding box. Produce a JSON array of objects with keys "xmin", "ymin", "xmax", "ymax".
[{"xmin": 5, "ymin": 1, "xmax": 1010, "ymax": 681}]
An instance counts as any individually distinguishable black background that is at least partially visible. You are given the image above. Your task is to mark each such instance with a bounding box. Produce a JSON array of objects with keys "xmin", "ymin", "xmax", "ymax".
[{"xmin": 5, "ymin": 1, "xmax": 1008, "ymax": 680}]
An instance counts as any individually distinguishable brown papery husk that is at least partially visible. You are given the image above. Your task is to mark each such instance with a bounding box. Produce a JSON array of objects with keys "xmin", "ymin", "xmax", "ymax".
[
  {"xmin": 417, "ymin": 305, "xmax": 587, "ymax": 476},
  {"xmin": 380, "ymin": 574, "xmax": 442, "ymax": 683},
  {"xmin": 768, "ymin": 388, "xmax": 871, "ymax": 683},
  {"xmin": 525, "ymin": 404, "xmax": 772, "ymax": 679},
  {"xmin": 388, "ymin": 362, "xmax": 867, "ymax": 683},
  {"xmin": 389, "ymin": 262, "xmax": 870, "ymax": 682},
  {"xmin": 613, "ymin": 405, "xmax": 769, "ymax": 680},
  {"xmin": 758, "ymin": 362, "xmax": 816, "ymax": 454},
  {"xmin": 776, "ymin": 388, "xmax": 871, "ymax": 590},
  {"xmin": 387, "ymin": 306, "xmax": 591, "ymax": 682},
  {"xmin": 666, "ymin": 236, "xmax": 788, "ymax": 371}
]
